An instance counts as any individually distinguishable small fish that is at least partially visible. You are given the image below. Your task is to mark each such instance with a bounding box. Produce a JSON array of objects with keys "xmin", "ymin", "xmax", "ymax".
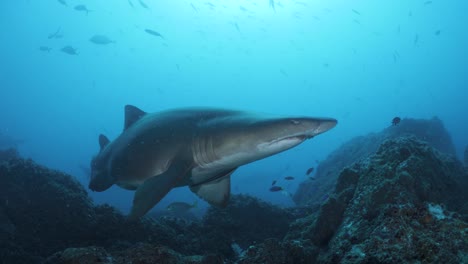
[
  {"xmin": 271, "ymin": 180, "xmax": 277, "ymax": 186},
  {"xmin": 61, "ymin": 45, "xmax": 78, "ymax": 55},
  {"xmin": 306, "ymin": 167, "xmax": 314, "ymax": 175},
  {"xmin": 145, "ymin": 29, "xmax": 164, "ymax": 39},
  {"xmin": 233, "ymin": 22, "xmax": 241, "ymax": 33},
  {"xmin": 392, "ymin": 117, "xmax": 401, "ymax": 126},
  {"xmin": 393, "ymin": 50, "xmax": 400, "ymax": 63},
  {"xmin": 167, "ymin": 201, "xmax": 197, "ymax": 213},
  {"xmin": 190, "ymin": 3, "xmax": 198, "ymax": 12},
  {"xmin": 138, "ymin": 0, "xmax": 149, "ymax": 9},
  {"xmin": 57, "ymin": 0, "xmax": 67, "ymax": 6},
  {"xmin": 280, "ymin": 69, "xmax": 288, "ymax": 77},
  {"xmin": 434, "ymin": 30, "xmax": 441, "ymax": 36},
  {"xmin": 239, "ymin": 6, "xmax": 247, "ymax": 12},
  {"xmin": 353, "ymin": 19, "xmax": 361, "ymax": 25},
  {"xmin": 269, "ymin": 186, "xmax": 283, "ymax": 192},
  {"xmin": 424, "ymin": 1, "xmax": 432, "ymax": 5},
  {"xmin": 205, "ymin": 2, "xmax": 215, "ymax": 8},
  {"xmin": 89, "ymin": 34, "xmax": 115, "ymax": 45},
  {"xmin": 414, "ymin": 34, "xmax": 419, "ymax": 45},
  {"xmin": 128, "ymin": 0, "xmax": 134, "ymax": 8},
  {"xmin": 308, "ymin": 176, "xmax": 316, "ymax": 181},
  {"xmin": 323, "ymin": 63, "xmax": 330, "ymax": 68},
  {"xmin": 269, "ymin": 0, "xmax": 275, "ymax": 12},
  {"xmin": 39, "ymin": 46, "xmax": 52, "ymax": 52},
  {"xmin": 74, "ymin": 5, "xmax": 91, "ymax": 15},
  {"xmin": 352, "ymin": 9, "xmax": 361, "ymax": 15},
  {"xmin": 284, "ymin": 176, "xmax": 295, "ymax": 180},
  {"xmin": 48, "ymin": 27, "xmax": 63, "ymax": 39}
]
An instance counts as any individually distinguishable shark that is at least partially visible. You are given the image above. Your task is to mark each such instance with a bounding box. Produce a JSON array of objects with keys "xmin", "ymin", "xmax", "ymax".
[{"xmin": 89, "ymin": 105, "xmax": 337, "ymax": 220}]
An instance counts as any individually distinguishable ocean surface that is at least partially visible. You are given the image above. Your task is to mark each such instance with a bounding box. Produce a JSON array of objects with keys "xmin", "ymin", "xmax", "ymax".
[{"xmin": 1, "ymin": 0, "xmax": 467, "ymax": 216}]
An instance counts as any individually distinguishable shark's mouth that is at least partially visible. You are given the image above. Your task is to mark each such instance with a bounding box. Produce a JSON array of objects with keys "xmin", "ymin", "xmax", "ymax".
[{"xmin": 259, "ymin": 135, "xmax": 308, "ymax": 152}]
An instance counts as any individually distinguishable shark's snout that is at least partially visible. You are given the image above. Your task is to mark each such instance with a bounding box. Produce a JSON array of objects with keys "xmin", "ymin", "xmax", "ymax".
[
  {"xmin": 88, "ymin": 172, "xmax": 114, "ymax": 192},
  {"xmin": 314, "ymin": 118, "xmax": 338, "ymax": 135}
]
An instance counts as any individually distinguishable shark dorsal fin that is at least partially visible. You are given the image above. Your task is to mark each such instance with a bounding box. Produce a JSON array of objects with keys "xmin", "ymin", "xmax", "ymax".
[
  {"xmin": 124, "ymin": 105, "xmax": 147, "ymax": 130},
  {"xmin": 99, "ymin": 134, "xmax": 110, "ymax": 151}
]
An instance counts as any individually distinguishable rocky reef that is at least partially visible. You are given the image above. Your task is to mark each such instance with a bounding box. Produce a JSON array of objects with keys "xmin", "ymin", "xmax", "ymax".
[
  {"xmin": 1, "ymin": 116, "xmax": 467, "ymax": 263},
  {"xmin": 293, "ymin": 117, "xmax": 457, "ymax": 207},
  {"xmin": 0, "ymin": 149, "xmax": 295, "ymax": 263}
]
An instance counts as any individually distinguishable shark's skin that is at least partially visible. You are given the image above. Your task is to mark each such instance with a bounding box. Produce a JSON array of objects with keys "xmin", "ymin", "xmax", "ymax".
[{"xmin": 89, "ymin": 105, "xmax": 337, "ymax": 220}]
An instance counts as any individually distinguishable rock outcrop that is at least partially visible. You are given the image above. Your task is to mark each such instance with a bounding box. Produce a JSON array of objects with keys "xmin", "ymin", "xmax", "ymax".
[
  {"xmin": 293, "ymin": 117, "xmax": 457, "ymax": 207},
  {"xmin": 286, "ymin": 136, "xmax": 468, "ymax": 263},
  {"xmin": 1, "ymin": 117, "xmax": 467, "ymax": 263}
]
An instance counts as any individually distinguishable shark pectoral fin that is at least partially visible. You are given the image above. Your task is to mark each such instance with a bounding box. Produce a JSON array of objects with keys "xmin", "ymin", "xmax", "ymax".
[
  {"xmin": 189, "ymin": 172, "xmax": 233, "ymax": 208},
  {"xmin": 128, "ymin": 164, "xmax": 187, "ymax": 221}
]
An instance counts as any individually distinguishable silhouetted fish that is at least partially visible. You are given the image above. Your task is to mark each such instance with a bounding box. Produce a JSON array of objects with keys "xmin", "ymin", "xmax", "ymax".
[
  {"xmin": 434, "ymin": 30, "xmax": 441, "ymax": 36},
  {"xmin": 392, "ymin": 117, "xmax": 401, "ymax": 126},
  {"xmin": 145, "ymin": 29, "xmax": 164, "ymax": 39},
  {"xmin": 269, "ymin": 0, "xmax": 275, "ymax": 11},
  {"xmin": 61, "ymin": 46, "xmax": 78, "ymax": 55},
  {"xmin": 167, "ymin": 201, "xmax": 197, "ymax": 213},
  {"xmin": 352, "ymin": 9, "xmax": 361, "ymax": 15},
  {"xmin": 272, "ymin": 180, "xmax": 277, "ymax": 186},
  {"xmin": 48, "ymin": 27, "xmax": 63, "ymax": 39},
  {"xmin": 89, "ymin": 35, "xmax": 115, "ymax": 45},
  {"xmin": 306, "ymin": 167, "xmax": 314, "ymax": 175},
  {"xmin": 57, "ymin": 0, "xmax": 67, "ymax": 6},
  {"xmin": 190, "ymin": 3, "xmax": 198, "ymax": 12},
  {"xmin": 39, "ymin": 46, "xmax": 52, "ymax": 52},
  {"xmin": 284, "ymin": 176, "xmax": 295, "ymax": 180},
  {"xmin": 269, "ymin": 186, "xmax": 283, "ymax": 192},
  {"xmin": 74, "ymin": 5, "xmax": 91, "ymax": 15},
  {"xmin": 138, "ymin": 0, "xmax": 149, "ymax": 9}
]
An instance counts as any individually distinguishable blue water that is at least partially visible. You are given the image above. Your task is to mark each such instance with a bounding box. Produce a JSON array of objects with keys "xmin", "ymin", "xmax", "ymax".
[{"xmin": 1, "ymin": 0, "xmax": 467, "ymax": 215}]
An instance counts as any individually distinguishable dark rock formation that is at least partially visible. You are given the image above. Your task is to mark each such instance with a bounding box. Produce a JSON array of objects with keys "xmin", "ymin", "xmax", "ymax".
[
  {"xmin": 293, "ymin": 117, "xmax": 457, "ymax": 206},
  {"xmin": 0, "ymin": 149, "xmax": 295, "ymax": 263},
  {"xmin": 1, "ymin": 131, "xmax": 467, "ymax": 263},
  {"xmin": 200, "ymin": 194, "xmax": 295, "ymax": 258},
  {"xmin": 286, "ymin": 136, "xmax": 468, "ymax": 263},
  {"xmin": 0, "ymin": 155, "xmax": 97, "ymax": 263},
  {"xmin": 237, "ymin": 238, "xmax": 318, "ymax": 264}
]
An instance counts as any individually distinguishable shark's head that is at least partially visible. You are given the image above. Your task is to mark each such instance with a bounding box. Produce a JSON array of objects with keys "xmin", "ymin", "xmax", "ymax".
[
  {"xmin": 89, "ymin": 134, "xmax": 115, "ymax": 192},
  {"xmin": 197, "ymin": 116, "xmax": 337, "ymax": 168}
]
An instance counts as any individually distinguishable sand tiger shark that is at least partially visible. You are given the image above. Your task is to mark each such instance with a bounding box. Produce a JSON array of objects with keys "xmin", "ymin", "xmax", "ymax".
[{"xmin": 89, "ymin": 105, "xmax": 337, "ymax": 220}]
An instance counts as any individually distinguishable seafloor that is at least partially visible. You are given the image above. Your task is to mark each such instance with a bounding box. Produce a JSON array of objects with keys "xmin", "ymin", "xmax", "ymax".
[{"xmin": 0, "ymin": 117, "xmax": 467, "ymax": 264}]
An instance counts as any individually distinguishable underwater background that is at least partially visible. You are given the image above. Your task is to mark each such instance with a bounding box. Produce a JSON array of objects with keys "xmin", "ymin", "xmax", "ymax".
[{"xmin": 0, "ymin": 1, "xmax": 467, "ymax": 262}]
